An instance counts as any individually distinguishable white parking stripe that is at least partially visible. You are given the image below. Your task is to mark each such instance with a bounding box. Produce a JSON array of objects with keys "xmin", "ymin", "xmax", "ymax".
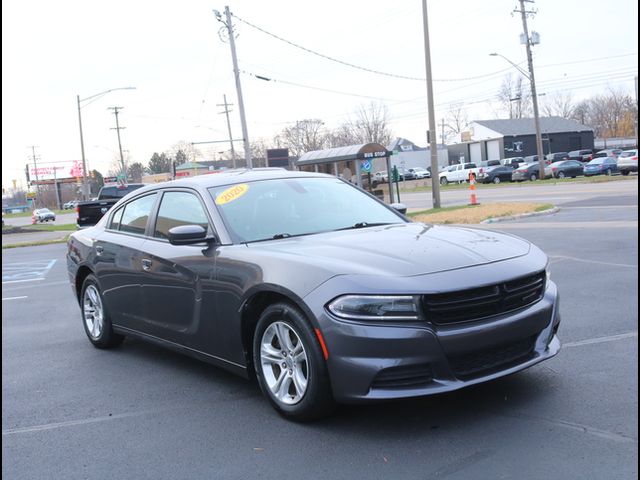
[
  {"xmin": 2, "ymin": 296, "xmax": 28, "ymax": 301},
  {"xmin": 1, "ymin": 278, "xmax": 45, "ymax": 285},
  {"xmin": 564, "ymin": 331, "xmax": 638, "ymax": 348}
]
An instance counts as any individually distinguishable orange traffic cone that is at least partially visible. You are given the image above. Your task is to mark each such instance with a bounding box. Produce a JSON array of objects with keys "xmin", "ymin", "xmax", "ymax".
[{"xmin": 469, "ymin": 172, "xmax": 479, "ymax": 206}]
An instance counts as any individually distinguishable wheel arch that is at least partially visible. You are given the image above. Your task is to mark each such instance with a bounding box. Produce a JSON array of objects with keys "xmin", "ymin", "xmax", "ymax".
[
  {"xmin": 239, "ymin": 285, "xmax": 318, "ymax": 376},
  {"xmin": 75, "ymin": 265, "xmax": 94, "ymax": 303}
]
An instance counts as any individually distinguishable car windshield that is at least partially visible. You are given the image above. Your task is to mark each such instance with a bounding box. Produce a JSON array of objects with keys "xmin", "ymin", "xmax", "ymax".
[
  {"xmin": 587, "ymin": 159, "xmax": 605, "ymax": 165},
  {"xmin": 209, "ymin": 177, "xmax": 405, "ymax": 243}
]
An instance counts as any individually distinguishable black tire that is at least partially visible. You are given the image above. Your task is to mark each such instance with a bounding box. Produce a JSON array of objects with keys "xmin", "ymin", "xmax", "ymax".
[
  {"xmin": 253, "ymin": 302, "xmax": 335, "ymax": 421},
  {"xmin": 492, "ymin": 176, "xmax": 501, "ymax": 184},
  {"xmin": 530, "ymin": 174, "xmax": 537, "ymax": 181},
  {"xmin": 80, "ymin": 274, "xmax": 124, "ymax": 349},
  {"xmin": 440, "ymin": 177, "xmax": 448, "ymax": 185},
  {"xmin": 557, "ymin": 172, "xmax": 565, "ymax": 179},
  {"xmin": 621, "ymin": 170, "xmax": 630, "ymax": 176}
]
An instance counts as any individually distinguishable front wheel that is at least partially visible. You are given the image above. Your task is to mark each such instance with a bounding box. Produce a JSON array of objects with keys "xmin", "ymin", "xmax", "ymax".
[
  {"xmin": 492, "ymin": 176, "xmax": 501, "ymax": 184},
  {"xmin": 621, "ymin": 170, "xmax": 630, "ymax": 176},
  {"xmin": 557, "ymin": 172, "xmax": 565, "ymax": 179},
  {"xmin": 81, "ymin": 274, "xmax": 124, "ymax": 349},
  {"xmin": 530, "ymin": 174, "xmax": 537, "ymax": 181},
  {"xmin": 605, "ymin": 169, "xmax": 612, "ymax": 176},
  {"xmin": 253, "ymin": 303, "xmax": 335, "ymax": 421}
]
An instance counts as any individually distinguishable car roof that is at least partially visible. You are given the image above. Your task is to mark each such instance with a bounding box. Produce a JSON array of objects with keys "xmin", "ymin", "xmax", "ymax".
[{"xmin": 127, "ymin": 168, "xmax": 334, "ymax": 196}]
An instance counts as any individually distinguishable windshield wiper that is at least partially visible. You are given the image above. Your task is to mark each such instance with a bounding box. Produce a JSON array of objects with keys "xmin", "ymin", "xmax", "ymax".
[
  {"xmin": 337, "ymin": 222, "xmax": 395, "ymax": 231},
  {"xmin": 272, "ymin": 233, "xmax": 292, "ymax": 239}
]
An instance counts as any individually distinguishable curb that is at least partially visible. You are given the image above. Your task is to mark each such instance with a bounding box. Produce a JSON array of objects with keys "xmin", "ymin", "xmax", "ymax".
[{"xmin": 481, "ymin": 207, "xmax": 560, "ymax": 224}]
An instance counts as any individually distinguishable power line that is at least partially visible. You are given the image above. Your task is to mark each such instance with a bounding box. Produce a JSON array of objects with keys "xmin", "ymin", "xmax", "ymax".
[{"xmin": 232, "ymin": 12, "xmax": 532, "ymax": 83}]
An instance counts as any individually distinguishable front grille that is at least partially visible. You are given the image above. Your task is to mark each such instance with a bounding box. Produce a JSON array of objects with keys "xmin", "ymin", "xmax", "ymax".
[
  {"xmin": 449, "ymin": 336, "xmax": 536, "ymax": 379},
  {"xmin": 422, "ymin": 271, "xmax": 545, "ymax": 325},
  {"xmin": 370, "ymin": 364, "xmax": 433, "ymax": 390}
]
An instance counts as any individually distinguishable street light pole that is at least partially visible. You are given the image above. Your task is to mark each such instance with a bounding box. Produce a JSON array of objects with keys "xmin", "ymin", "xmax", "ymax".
[
  {"xmin": 421, "ymin": 0, "xmax": 441, "ymax": 208},
  {"xmin": 517, "ymin": 0, "xmax": 545, "ymax": 179},
  {"xmin": 490, "ymin": 49, "xmax": 545, "ymax": 178},
  {"xmin": 76, "ymin": 87, "xmax": 135, "ymax": 199}
]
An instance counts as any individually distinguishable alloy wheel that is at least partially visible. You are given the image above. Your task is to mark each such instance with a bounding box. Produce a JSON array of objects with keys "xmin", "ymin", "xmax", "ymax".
[{"xmin": 83, "ymin": 285, "xmax": 104, "ymax": 339}]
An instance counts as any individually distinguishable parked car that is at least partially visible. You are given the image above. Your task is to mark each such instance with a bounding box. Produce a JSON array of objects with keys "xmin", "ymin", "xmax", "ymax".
[
  {"xmin": 479, "ymin": 160, "xmax": 502, "ymax": 169},
  {"xmin": 583, "ymin": 157, "xmax": 619, "ymax": 176},
  {"xmin": 594, "ymin": 148, "xmax": 623, "ymax": 159},
  {"xmin": 63, "ymin": 200, "xmax": 78, "ymax": 210},
  {"xmin": 407, "ymin": 167, "xmax": 431, "ymax": 179},
  {"xmin": 76, "ymin": 183, "xmax": 146, "ymax": 228},
  {"xmin": 545, "ymin": 152, "xmax": 569, "ymax": 162},
  {"xmin": 549, "ymin": 160, "xmax": 584, "ymax": 179},
  {"xmin": 568, "ymin": 149, "xmax": 593, "ymax": 162},
  {"xmin": 617, "ymin": 149, "xmax": 638, "ymax": 176},
  {"xmin": 524, "ymin": 155, "xmax": 552, "ymax": 166},
  {"xmin": 32, "ymin": 208, "xmax": 56, "ymax": 223},
  {"xmin": 372, "ymin": 171, "xmax": 389, "ymax": 183},
  {"xmin": 439, "ymin": 163, "xmax": 480, "ymax": 185},
  {"xmin": 511, "ymin": 163, "xmax": 552, "ymax": 181},
  {"xmin": 66, "ymin": 169, "xmax": 561, "ymax": 420},
  {"xmin": 501, "ymin": 157, "xmax": 525, "ymax": 168},
  {"xmin": 477, "ymin": 165, "xmax": 514, "ymax": 184}
]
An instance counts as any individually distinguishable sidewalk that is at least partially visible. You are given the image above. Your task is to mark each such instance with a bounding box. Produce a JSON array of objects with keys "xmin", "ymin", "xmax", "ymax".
[{"xmin": 2, "ymin": 230, "xmax": 70, "ymax": 247}]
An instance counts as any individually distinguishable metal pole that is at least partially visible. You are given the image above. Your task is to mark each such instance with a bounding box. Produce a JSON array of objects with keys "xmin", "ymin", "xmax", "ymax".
[
  {"xmin": 30, "ymin": 146, "xmax": 41, "ymax": 208},
  {"xmin": 53, "ymin": 167, "xmax": 61, "ymax": 211},
  {"xmin": 422, "ymin": 0, "xmax": 441, "ymax": 208},
  {"xmin": 220, "ymin": 94, "xmax": 237, "ymax": 168},
  {"xmin": 224, "ymin": 6, "xmax": 252, "ymax": 168},
  {"xmin": 109, "ymin": 107, "xmax": 126, "ymax": 178},
  {"xmin": 77, "ymin": 95, "xmax": 89, "ymax": 200},
  {"xmin": 518, "ymin": 0, "xmax": 545, "ymax": 179}
]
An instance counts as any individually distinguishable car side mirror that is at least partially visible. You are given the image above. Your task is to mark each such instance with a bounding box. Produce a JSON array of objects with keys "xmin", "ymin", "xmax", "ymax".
[
  {"xmin": 390, "ymin": 203, "xmax": 407, "ymax": 215},
  {"xmin": 168, "ymin": 225, "xmax": 214, "ymax": 245}
]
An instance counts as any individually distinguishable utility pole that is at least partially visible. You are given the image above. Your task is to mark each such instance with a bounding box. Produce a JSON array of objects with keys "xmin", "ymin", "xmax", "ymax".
[
  {"xmin": 515, "ymin": 0, "xmax": 545, "ymax": 179},
  {"xmin": 215, "ymin": 7, "xmax": 252, "ymax": 168},
  {"xmin": 421, "ymin": 0, "xmax": 441, "ymax": 208},
  {"xmin": 441, "ymin": 118, "xmax": 446, "ymax": 144},
  {"xmin": 29, "ymin": 146, "xmax": 41, "ymax": 208},
  {"xmin": 217, "ymin": 94, "xmax": 237, "ymax": 168},
  {"xmin": 635, "ymin": 75, "xmax": 638, "ymax": 148},
  {"xmin": 108, "ymin": 107, "xmax": 127, "ymax": 179}
]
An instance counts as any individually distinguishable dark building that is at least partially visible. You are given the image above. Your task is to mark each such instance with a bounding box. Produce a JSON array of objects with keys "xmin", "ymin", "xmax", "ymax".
[{"xmin": 447, "ymin": 117, "xmax": 594, "ymax": 164}]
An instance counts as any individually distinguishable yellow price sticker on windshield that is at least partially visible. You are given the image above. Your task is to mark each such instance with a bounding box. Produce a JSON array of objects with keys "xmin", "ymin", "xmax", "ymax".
[{"xmin": 215, "ymin": 183, "xmax": 249, "ymax": 205}]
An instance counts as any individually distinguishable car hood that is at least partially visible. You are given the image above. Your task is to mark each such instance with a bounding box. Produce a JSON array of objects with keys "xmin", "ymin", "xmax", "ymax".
[{"xmin": 247, "ymin": 223, "xmax": 531, "ymax": 277}]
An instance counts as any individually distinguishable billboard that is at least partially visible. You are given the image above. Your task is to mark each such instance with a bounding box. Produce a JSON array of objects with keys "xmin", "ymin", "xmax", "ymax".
[
  {"xmin": 266, "ymin": 148, "xmax": 289, "ymax": 168},
  {"xmin": 28, "ymin": 161, "xmax": 84, "ymax": 181}
]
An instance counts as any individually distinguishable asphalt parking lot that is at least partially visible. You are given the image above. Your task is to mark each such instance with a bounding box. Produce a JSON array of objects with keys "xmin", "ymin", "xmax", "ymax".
[{"xmin": 2, "ymin": 180, "xmax": 637, "ymax": 479}]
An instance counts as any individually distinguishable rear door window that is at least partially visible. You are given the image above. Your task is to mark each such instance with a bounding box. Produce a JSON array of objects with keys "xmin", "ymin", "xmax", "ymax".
[{"xmin": 119, "ymin": 193, "xmax": 158, "ymax": 236}]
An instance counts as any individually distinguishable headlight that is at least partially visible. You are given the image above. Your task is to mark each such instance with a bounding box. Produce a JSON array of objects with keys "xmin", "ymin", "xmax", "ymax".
[{"xmin": 327, "ymin": 295, "xmax": 419, "ymax": 321}]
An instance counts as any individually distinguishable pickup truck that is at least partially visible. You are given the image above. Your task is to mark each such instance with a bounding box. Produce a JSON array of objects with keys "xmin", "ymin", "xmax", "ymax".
[
  {"xmin": 76, "ymin": 183, "xmax": 145, "ymax": 228},
  {"xmin": 438, "ymin": 163, "xmax": 480, "ymax": 185}
]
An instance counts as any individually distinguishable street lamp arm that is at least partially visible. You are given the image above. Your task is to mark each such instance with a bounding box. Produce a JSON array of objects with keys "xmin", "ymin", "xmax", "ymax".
[
  {"xmin": 489, "ymin": 53, "xmax": 530, "ymax": 80},
  {"xmin": 80, "ymin": 87, "xmax": 136, "ymax": 105}
]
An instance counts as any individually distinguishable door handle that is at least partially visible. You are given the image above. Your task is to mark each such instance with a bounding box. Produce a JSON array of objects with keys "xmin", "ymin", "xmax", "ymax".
[
  {"xmin": 96, "ymin": 246, "xmax": 104, "ymax": 256},
  {"xmin": 141, "ymin": 259, "xmax": 153, "ymax": 271}
]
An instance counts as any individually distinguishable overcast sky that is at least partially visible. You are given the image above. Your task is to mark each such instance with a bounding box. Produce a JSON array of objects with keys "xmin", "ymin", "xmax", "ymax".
[{"xmin": 2, "ymin": 0, "xmax": 638, "ymax": 188}]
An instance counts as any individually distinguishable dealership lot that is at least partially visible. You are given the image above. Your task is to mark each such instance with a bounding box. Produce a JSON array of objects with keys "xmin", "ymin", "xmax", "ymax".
[{"xmin": 2, "ymin": 180, "xmax": 637, "ymax": 479}]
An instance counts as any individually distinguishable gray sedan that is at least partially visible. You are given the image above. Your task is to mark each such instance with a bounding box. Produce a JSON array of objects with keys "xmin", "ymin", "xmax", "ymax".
[{"xmin": 67, "ymin": 169, "xmax": 561, "ymax": 421}]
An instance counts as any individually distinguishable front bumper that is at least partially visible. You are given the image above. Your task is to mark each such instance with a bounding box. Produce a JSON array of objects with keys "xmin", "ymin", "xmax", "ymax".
[{"xmin": 307, "ymin": 277, "xmax": 560, "ymax": 403}]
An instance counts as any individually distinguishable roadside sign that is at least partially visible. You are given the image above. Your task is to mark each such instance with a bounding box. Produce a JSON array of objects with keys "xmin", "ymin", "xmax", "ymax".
[{"xmin": 361, "ymin": 160, "xmax": 372, "ymax": 173}]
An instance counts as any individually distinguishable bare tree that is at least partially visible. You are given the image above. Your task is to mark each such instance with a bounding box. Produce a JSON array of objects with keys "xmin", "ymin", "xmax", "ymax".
[
  {"xmin": 279, "ymin": 119, "xmax": 328, "ymax": 157},
  {"xmin": 346, "ymin": 102, "xmax": 393, "ymax": 145},
  {"xmin": 498, "ymin": 74, "xmax": 530, "ymax": 119},
  {"xmin": 541, "ymin": 92, "xmax": 575, "ymax": 119},
  {"xmin": 443, "ymin": 104, "xmax": 469, "ymax": 142},
  {"xmin": 572, "ymin": 87, "xmax": 635, "ymax": 138}
]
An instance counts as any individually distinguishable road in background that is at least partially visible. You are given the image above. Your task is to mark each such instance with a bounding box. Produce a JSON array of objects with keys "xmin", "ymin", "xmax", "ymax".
[{"xmin": 2, "ymin": 182, "xmax": 637, "ymax": 479}]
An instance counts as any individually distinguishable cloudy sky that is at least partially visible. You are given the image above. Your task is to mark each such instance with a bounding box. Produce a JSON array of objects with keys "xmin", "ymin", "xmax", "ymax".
[{"xmin": 2, "ymin": 0, "xmax": 637, "ymax": 188}]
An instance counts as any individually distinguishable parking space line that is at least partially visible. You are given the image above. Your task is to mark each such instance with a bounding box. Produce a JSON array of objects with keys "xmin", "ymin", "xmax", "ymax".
[
  {"xmin": 2, "ymin": 259, "xmax": 57, "ymax": 283},
  {"xmin": 2, "ymin": 278, "xmax": 45, "ymax": 285},
  {"xmin": 2, "ymin": 409, "xmax": 164, "ymax": 436},
  {"xmin": 2, "ymin": 296, "xmax": 28, "ymax": 301},
  {"xmin": 564, "ymin": 331, "xmax": 638, "ymax": 348},
  {"xmin": 548, "ymin": 255, "xmax": 637, "ymax": 269}
]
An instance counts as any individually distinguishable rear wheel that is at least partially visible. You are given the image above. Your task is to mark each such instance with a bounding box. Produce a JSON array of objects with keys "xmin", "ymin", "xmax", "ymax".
[
  {"xmin": 621, "ymin": 170, "xmax": 630, "ymax": 176},
  {"xmin": 557, "ymin": 172, "xmax": 565, "ymax": 179},
  {"xmin": 492, "ymin": 177, "xmax": 501, "ymax": 184},
  {"xmin": 440, "ymin": 177, "xmax": 448, "ymax": 185},
  {"xmin": 530, "ymin": 174, "xmax": 537, "ymax": 181},
  {"xmin": 253, "ymin": 302, "xmax": 335, "ymax": 421},
  {"xmin": 81, "ymin": 274, "xmax": 124, "ymax": 349}
]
